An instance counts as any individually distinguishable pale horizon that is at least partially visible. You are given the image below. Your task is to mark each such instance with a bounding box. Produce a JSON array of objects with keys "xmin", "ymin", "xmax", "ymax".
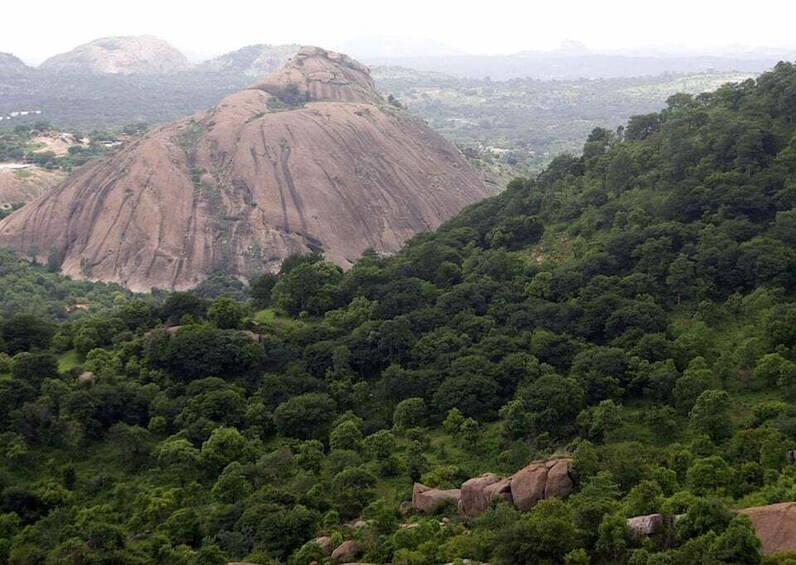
[{"xmin": 4, "ymin": 0, "xmax": 796, "ymax": 65}]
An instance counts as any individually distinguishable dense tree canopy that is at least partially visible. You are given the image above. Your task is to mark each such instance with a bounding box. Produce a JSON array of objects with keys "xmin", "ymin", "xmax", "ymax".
[{"xmin": 3, "ymin": 61, "xmax": 796, "ymax": 564}]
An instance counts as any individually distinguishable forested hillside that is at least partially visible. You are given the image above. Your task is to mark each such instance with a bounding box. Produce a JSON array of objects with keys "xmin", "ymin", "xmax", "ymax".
[
  {"xmin": 374, "ymin": 68, "xmax": 755, "ymax": 170},
  {"xmin": 2, "ymin": 62, "xmax": 796, "ymax": 564}
]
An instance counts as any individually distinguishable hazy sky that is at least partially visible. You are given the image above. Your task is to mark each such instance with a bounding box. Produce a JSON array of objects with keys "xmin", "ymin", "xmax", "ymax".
[{"xmin": 4, "ymin": 0, "xmax": 796, "ymax": 64}]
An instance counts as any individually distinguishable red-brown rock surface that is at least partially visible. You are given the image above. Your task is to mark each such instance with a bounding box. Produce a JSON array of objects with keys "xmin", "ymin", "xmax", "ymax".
[
  {"xmin": 330, "ymin": 539, "xmax": 360, "ymax": 562},
  {"xmin": 511, "ymin": 458, "xmax": 573, "ymax": 512},
  {"xmin": 0, "ymin": 167, "xmax": 65, "ymax": 208},
  {"xmin": 253, "ymin": 46, "xmax": 379, "ymax": 104},
  {"xmin": 460, "ymin": 473, "xmax": 512, "ymax": 516},
  {"xmin": 0, "ymin": 46, "xmax": 490, "ymax": 291},
  {"xmin": 544, "ymin": 458, "xmax": 575, "ymax": 499},
  {"xmin": 510, "ymin": 463, "xmax": 548, "ymax": 512},
  {"xmin": 313, "ymin": 536, "xmax": 333, "ymax": 556},
  {"xmin": 412, "ymin": 483, "xmax": 461, "ymax": 514},
  {"xmin": 739, "ymin": 502, "xmax": 796, "ymax": 554}
]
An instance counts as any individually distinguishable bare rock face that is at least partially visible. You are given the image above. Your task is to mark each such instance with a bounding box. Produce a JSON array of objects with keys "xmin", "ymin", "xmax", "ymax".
[
  {"xmin": 39, "ymin": 36, "xmax": 190, "ymax": 75},
  {"xmin": 0, "ymin": 46, "xmax": 490, "ymax": 291},
  {"xmin": 331, "ymin": 540, "xmax": 360, "ymax": 562},
  {"xmin": 460, "ymin": 473, "xmax": 512, "ymax": 516},
  {"xmin": 412, "ymin": 483, "xmax": 461, "ymax": 514},
  {"xmin": 253, "ymin": 46, "xmax": 380, "ymax": 105},
  {"xmin": 739, "ymin": 502, "xmax": 796, "ymax": 554},
  {"xmin": 0, "ymin": 167, "xmax": 65, "ymax": 208},
  {"xmin": 485, "ymin": 478, "xmax": 513, "ymax": 508},
  {"xmin": 544, "ymin": 458, "xmax": 574, "ymax": 499},
  {"xmin": 627, "ymin": 513, "xmax": 665, "ymax": 536},
  {"xmin": 510, "ymin": 463, "xmax": 548, "ymax": 512},
  {"xmin": 313, "ymin": 536, "xmax": 333, "ymax": 556},
  {"xmin": 510, "ymin": 458, "xmax": 573, "ymax": 512},
  {"xmin": 77, "ymin": 371, "xmax": 95, "ymax": 386}
]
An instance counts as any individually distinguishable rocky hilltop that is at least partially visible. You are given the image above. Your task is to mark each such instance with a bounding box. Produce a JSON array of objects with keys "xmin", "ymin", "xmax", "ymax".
[
  {"xmin": 197, "ymin": 44, "xmax": 299, "ymax": 77},
  {"xmin": 0, "ymin": 53, "xmax": 30, "ymax": 74},
  {"xmin": 39, "ymin": 35, "xmax": 190, "ymax": 75},
  {"xmin": 0, "ymin": 47, "xmax": 491, "ymax": 291}
]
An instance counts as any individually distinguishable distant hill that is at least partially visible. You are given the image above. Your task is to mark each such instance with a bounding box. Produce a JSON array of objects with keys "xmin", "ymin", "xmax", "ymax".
[
  {"xmin": 196, "ymin": 44, "xmax": 299, "ymax": 77},
  {"xmin": 336, "ymin": 36, "xmax": 463, "ymax": 58},
  {"xmin": 39, "ymin": 35, "xmax": 191, "ymax": 75},
  {"xmin": 0, "ymin": 47, "xmax": 491, "ymax": 291},
  {"xmin": 360, "ymin": 52, "xmax": 788, "ymax": 80},
  {"xmin": 373, "ymin": 66, "xmax": 758, "ymax": 169},
  {"xmin": 0, "ymin": 53, "xmax": 30, "ymax": 75}
]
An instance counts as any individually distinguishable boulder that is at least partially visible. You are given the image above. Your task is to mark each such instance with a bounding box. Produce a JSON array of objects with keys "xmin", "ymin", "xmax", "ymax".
[
  {"xmin": 412, "ymin": 482, "xmax": 461, "ymax": 514},
  {"xmin": 510, "ymin": 463, "xmax": 548, "ymax": 512},
  {"xmin": 331, "ymin": 540, "xmax": 360, "ymax": 562},
  {"xmin": 313, "ymin": 536, "xmax": 333, "ymax": 556},
  {"xmin": 739, "ymin": 502, "xmax": 796, "ymax": 554},
  {"xmin": 460, "ymin": 473, "xmax": 506, "ymax": 516},
  {"xmin": 77, "ymin": 371, "xmax": 95, "ymax": 386},
  {"xmin": 485, "ymin": 478, "xmax": 513, "ymax": 505},
  {"xmin": 544, "ymin": 458, "xmax": 574, "ymax": 500},
  {"xmin": 627, "ymin": 513, "xmax": 664, "ymax": 536}
]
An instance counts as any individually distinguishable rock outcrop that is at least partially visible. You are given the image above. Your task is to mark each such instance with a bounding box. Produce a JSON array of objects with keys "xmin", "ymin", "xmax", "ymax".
[
  {"xmin": 0, "ymin": 167, "xmax": 65, "ymax": 208},
  {"xmin": 0, "ymin": 46, "xmax": 490, "ymax": 291},
  {"xmin": 510, "ymin": 463, "xmax": 550, "ymax": 512},
  {"xmin": 412, "ymin": 483, "xmax": 461, "ymax": 514},
  {"xmin": 511, "ymin": 458, "xmax": 573, "ymax": 512},
  {"xmin": 626, "ymin": 503, "xmax": 796, "ymax": 555},
  {"xmin": 253, "ymin": 47, "xmax": 380, "ymax": 105},
  {"xmin": 39, "ymin": 36, "xmax": 190, "ymax": 75},
  {"xmin": 460, "ymin": 474, "xmax": 512, "ymax": 516},
  {"xmin": 330, "ymin": 540, "xmax": 360, "ymax": 562},
  {"xmin": 627, "ymin": 513, "xmax": 665, "ymax": 536},
  {"xmin": 544, "ymin": 458, "xmax": 574, "ymax": 499},
  {"xmin": 739, "ymin": 502, "xmax": 796, "ymax": 555},
  {"xmin": 77, "ymin": 371, "xmax": 95, "ymax": 386},
  {"xmin": 415, "ymin": 458, "xmax": 573, "ymax": 517},
  {"xmin": 313, "ymin": 536, "xmax": 333, "ymax": 556}
]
